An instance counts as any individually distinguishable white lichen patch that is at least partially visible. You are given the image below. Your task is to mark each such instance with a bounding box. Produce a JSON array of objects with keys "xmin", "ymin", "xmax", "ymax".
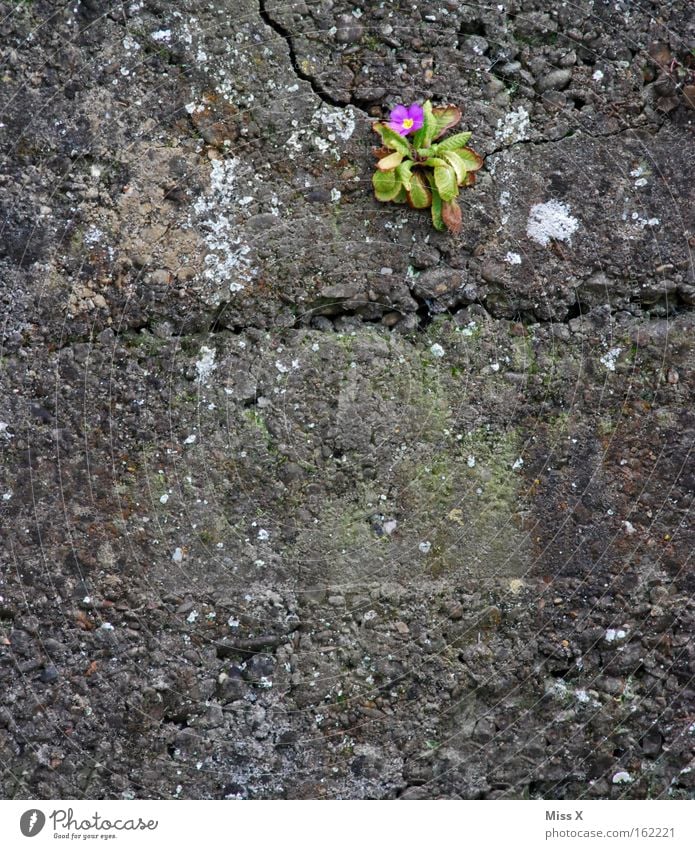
[
  {"xmin": 495, "ymin": 107, "xmax": 531, "ymax": 145},
  {"xmin": 193, "ymin": 158, "xmax": 257, "ymax": 294},
  {"xmin": 317, "ymin": 104, "xmax": 356, "ymax": 141},
  {"xmin": 286, "ymin": 105, "xmax": 357, "ymax": 161},
  {"xmin": 195, "ymin": 345, "xmax": 217, "ymax": 384},
  {"xmin": 600, "ymin": 347, "xmax": 622, "ymax": 372},
  {"xmin": 526, "ymin": 200, "xmax": 579, "ymax": 246}
]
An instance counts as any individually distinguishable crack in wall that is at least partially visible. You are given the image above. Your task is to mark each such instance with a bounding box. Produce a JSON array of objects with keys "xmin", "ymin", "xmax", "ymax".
[
  {"xmin": 486, "ymin": 121, "xmax": 659, "ymax": 159},
  {"xmin": 258, "ymin": 0, "xmax": 370, "ymax": 115}
]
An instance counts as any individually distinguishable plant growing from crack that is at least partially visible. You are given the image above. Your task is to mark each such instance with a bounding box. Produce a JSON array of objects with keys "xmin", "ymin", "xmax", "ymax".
[{"xmin": 371, "ymin": 101, "xmax": 483, "ymax": 234}]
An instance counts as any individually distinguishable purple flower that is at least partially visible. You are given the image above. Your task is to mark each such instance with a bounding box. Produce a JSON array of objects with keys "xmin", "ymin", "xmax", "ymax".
[{"xmin": 388, "ymin": 102, "xmax": 424, "ymax": 136}]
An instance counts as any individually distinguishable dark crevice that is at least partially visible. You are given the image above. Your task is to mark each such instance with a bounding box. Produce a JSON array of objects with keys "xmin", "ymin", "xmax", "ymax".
[
  {"xmin": 45, "ymin": 283, "xmax": 695, "ymax": 353},
  {"xmin": 416, "ymin": 299, "xmax": 435, "ymax": 329},
  {"xmin": 258, "ymin": 0, "xmax": 370, "ymax": 114},
  {"xmin": 459, "ymin": 19, "xmax": 487, "ymax": 39}
]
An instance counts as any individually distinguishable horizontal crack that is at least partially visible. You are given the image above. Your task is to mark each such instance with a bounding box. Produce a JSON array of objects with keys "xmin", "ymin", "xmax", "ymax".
[{"xmin": 486, "ymin": 119, "xmax": 660, "ymax": 159}]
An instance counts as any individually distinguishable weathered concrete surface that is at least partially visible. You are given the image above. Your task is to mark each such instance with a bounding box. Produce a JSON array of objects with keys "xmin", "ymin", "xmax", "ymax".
[{"xmin": 0, "ymin": 1, "xmax": 693, "ymax": 799}]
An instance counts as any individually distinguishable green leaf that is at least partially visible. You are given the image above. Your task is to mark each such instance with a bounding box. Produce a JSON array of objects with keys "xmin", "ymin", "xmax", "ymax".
[
  {"xmin": 395, "ymin": 160, "xmax": 414, "ymax": 190},
  {"xmin": 423, "ymin": 157, "xmax": 449, "ymax": 168},
  {"xmin": 372, "ymin": 122, "xmax": 411, "ymax": 155},
  {"xmin": 431, "ymin": 105, "xmax": 462, "ymax": 139},
  {"xmin": 372, "ymin": 169, "xmax": 402, "ymax": 202},
  {"xmin": 412, "ymin": 100, "xmax": 436, "ymax": 148},
  {"xmin": 430, "ymin": 187, "xmax": 444, "ymax": 231},
  {"xmin": 434, "ymin": 164, "xmax": 458, "ymax": 202},
  {"xmin": 377, "ymin": 150, "xmax": 404, "ymax": 171},
  {"xmin": 441, "ymin": 151, "xmax": 468, "ymax": 184},
  {"xmin": 455, "ymin": 147, "xmax": 484, "ymax": 172},
  {"xmin": 392, "ymin": 186, "xmax": 408, "ymax": 204},
  {"xmin": 435, "ymin": 131, "xmax": 473, "ymax": 152},
  {"xmin": 407, "ymin": 171, "xmax": 432, "ymax": 208}
]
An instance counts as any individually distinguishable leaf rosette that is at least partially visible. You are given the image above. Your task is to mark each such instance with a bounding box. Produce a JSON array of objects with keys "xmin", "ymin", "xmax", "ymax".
[{"xmin": 370, "ymin": 100, "xmax": 483, "ymax": 234}]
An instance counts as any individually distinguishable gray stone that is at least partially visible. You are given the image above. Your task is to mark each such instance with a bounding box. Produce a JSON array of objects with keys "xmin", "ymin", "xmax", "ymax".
[{"xmin": 538, "ymin": 68, "xmax": 573, "ymax": 92}]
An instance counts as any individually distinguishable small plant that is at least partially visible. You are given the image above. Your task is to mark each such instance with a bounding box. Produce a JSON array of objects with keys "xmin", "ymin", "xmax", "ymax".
[{"xmin": 371, "ymin": 101, "xmax": 483, "ymax": 234}]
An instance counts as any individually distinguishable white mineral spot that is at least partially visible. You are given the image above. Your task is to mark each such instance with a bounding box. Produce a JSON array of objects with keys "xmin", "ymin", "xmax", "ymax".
[
  {"xmin": 612, "ymin": 771, "xmax": 632, "ymax": 784},
  {"xmin": 122, "ymin": 35, "xmax": 140, "ymax": 53},
  {"xmin": 2, "ymin": 490, "xmax": 12, "ymax": 500},
  {"xmin": 275, "ymin": 360, "xmax": 289, "ymax": 374},
  {"xmin": 100, "ymin": 622, "xmax": 115, "ymax": 631},
  {"xmin": 228, "ymin": 617, "xmax": 239, "ymax": 628},
  {"xmin": 430, "ymin": 343, "xmax": 445, "ymax": 358},
  {"xmin": 159, "ymin": 493, "xmax": 169, "ymax": 504},
  {"xmin": 257, "ymin": 529, "xmax": 269, "ymax": 541},
  {"xmin": 186, "ymin": 610, "xmax": 198, "ymax": 624},
  {"xmin": 526, "ymin": 200, "xmax": 579, "ymax": 246},
  {"xmin": 600, "ymin": 347, "xmax": 622, "ymax": 372},
  {"xmin": 512, "ymin": 458, "xmax": 524, "ymax": 470},
  {"xmin": 495, "ymin": 107, "xmax": 531, "ymax": 145},
  {"xmin": 331, "ymin": 188, "xmax": 342, "ymax": 202},
  {"xmin": 605, "ymin": 628, "xmax": 627, "ymax": 643},
  {"xmin": 183, "ymin": 434, "xmax": 197, "ymax": 444},
  {"xmin": 418, "ymin": 541, "xmax": 432, "ymax": 554},
  {"xmin": 383, "ymin": 519, "xmax": 398, "ymax": 535},
  {"xmin": 195, "ymin": 345, "xmax": 217, "ymax": 384},
  {"xmin": 592, "ymin": 69, "xmax": 604, "ymax": 82},
  {"xmin": 623, "ymin": 520, "xmax": 636, "ymax": 535},
  {"xmin": 467, "ymin": 456, "xmax": 476, "ymax": 468},
  {"xmin": 505, "ymin": 251, "xmax": 522, "ymax": 264},
  {"xmin": 150, "ymin": 29, "xmax": 172, "ymax": 42},
  {"xmin": 172, "ymin": 547, "xmax": 184, "ymax": 563},
  {"xmin": 84, "ymin": 225, "xmax": 104, "ymax": 246}
]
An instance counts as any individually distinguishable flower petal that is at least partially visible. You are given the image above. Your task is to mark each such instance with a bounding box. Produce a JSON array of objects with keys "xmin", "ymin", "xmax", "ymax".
[
  {"xmin": 389, "ymin": 104, "xmax": 409, "ymax": 124},
  {"xmin": 406, "ymin": 103, "xmax": 424, "ymax": 121},
  {"xmin": 406, "ymin": 103, "xmax": 425, "ymax": 132}
]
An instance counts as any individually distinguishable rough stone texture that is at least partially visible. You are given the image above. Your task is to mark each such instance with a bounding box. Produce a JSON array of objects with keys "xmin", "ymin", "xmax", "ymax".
[{"xmin": 0, "ymin": 0, "xmax": 693, "ymax": 800}]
